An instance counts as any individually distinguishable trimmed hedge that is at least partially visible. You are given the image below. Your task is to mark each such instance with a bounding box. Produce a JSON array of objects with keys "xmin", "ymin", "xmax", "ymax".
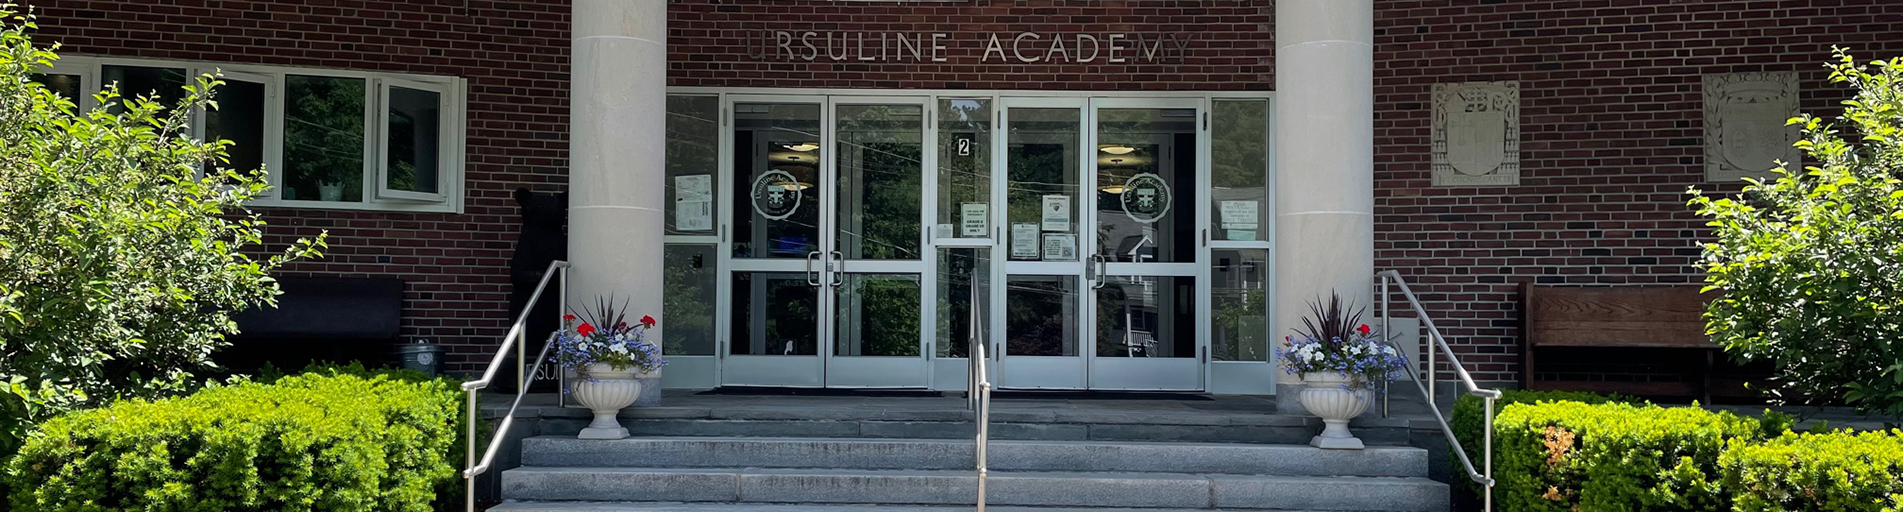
[
  {"xmin": 1722, "ymin": 429, "xmax": 1903, "ymax": 512},
  {"xmin": 1494, "ymin": 401, "xmax": 1767, "ymax": 512},
  {"xmin": 1450, "ymin": 390, "xmax": 1636, "ymax": 496},
  {"xmin": 4, "ymin": 370, "xmax": 461, "ymax": 512}
]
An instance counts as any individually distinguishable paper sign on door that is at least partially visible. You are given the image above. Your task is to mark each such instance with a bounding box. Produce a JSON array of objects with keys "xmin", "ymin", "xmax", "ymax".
[
  {"xmin": 960, "ymin": 203, "xmax": 988, "ymax": 237},
  {"xmin": 675, "ymin": 174, "xmax": 713, "ymax": 232},
  {"xmin": 1010, "ymin": 223, "xmax": 1040, "ymax": 260},
  {"xmin": 1041, "ymin": 195, "xmax": 1071, "ymax": 232}
]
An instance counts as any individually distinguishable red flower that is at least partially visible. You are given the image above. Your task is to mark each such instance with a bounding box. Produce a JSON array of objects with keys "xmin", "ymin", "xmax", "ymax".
[
  {"xmin": 576, "ymin": 323, "xmax": 596, "ymax": 337},
  {"xmin": 562, "ymin": 314, "xmax": 577, "ymax": 322},
  {"xmin": 1356, "ymin": 324, "xmax": 1372, "ymax": 336},
  {"xmin": 640, "ymin": 315, "xmax": 657, "ymax": 327}
]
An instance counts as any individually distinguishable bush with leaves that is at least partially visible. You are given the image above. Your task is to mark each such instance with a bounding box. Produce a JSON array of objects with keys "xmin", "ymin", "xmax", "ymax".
[
  {"xmin": 1691, "ymin": 48, "xmax": 1903, "ymax": 416},
  {"xmin": 1449, "ymin": 390, "xmax": 1637, "ymax": 499},
  {"xmin": 0, "ymin": 5, "xmax": 324, "ymax": 457},
  {"xmin": 1493, "ymin": 400, "xmax": 1770, "ymax": 512},
  {"xmin": 5, "ymin": 370, "xmax": 461, "ymax": 512}
]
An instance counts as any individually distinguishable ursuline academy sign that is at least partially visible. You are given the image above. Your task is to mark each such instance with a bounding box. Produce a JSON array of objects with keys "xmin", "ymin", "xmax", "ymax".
[{"xmin": 743, "ymin": 30, "xmax": 1196, "ymax": 64}]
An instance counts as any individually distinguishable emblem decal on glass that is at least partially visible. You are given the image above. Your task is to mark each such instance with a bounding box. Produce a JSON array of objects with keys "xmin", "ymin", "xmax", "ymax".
[
  {"xmin": 750, "ymin": 169, "xmax": 802, "ymax": 220},
  {"xmin": 1119, "ymin": 173, "xmax": 1171, "ymax": 223}
]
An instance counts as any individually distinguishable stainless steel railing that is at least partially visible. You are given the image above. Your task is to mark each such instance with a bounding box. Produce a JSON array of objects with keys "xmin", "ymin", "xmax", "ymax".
[
  {"xmin": 461, "ymin": 260, "xmax": 570, "ymax": 512},
  {"xmin": 965, "ymin": 280, "xmax": 992, "ymax": 512},
  {"xmin": 1376, "ymin": 270, "xmax": 1500, "ymax": 512}
]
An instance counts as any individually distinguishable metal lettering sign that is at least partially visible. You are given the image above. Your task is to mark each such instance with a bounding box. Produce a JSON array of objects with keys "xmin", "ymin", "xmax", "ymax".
[{"xmin": 743, "ymin": 31, "xmax": 1195, "ymax": 64}]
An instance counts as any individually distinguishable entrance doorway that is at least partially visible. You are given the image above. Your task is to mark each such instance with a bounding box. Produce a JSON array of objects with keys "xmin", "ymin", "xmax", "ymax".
[
  {"xmin": 695, "ymin": 91, "xmax": 1270, "ymax": 392},
  {"xmin": 996, "ymin": 98, "xmax": 1203, "ymax": 390},
  {"xmin": 722, "ymin": 96, "xmax": 931, "ymax": 388}
]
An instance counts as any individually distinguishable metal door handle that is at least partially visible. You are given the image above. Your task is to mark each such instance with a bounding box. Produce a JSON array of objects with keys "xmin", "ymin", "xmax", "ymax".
[
  {"xmin": 829, "ymin": 250, "xmax": 844, "ymax": 287},
  {"xmin": 1092, "ymin": 254, "xmax": 1109, "ymax": 289},
  {"xmin": 806, "ymin": 251, "xmax": 822, "ymax": 287}
]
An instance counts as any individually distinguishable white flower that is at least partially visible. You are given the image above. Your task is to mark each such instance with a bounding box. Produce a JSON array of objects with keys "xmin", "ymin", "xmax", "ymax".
[{"xmin": 610, "ymin": 343, "xmax": 630, "ymax": 354}]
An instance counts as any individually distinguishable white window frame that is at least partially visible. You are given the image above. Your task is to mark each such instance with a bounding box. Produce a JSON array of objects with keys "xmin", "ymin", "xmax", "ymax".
[
  {"xmin": 41, "ymin": 55, "xmax": 467, "ymax": 214},
  {"xmin": 374, "ymin": 78, "xmax": 459, "ymax": 203}
]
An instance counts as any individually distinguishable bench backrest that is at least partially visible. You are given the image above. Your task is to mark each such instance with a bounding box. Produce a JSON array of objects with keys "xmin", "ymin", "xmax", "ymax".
[
  {"xmin": 230, "ymin": 276, "xmax": 404, "ymax": 340},
  {"xmin": 1520, "ymin": 283, "xmax": 1713, "ymax": 348}
]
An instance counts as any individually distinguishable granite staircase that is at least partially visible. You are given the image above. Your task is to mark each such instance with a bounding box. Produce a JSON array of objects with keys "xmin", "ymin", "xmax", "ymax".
[{"xmin": 493, "ymin": 435, "xmax": 1449, "ymax": 512}]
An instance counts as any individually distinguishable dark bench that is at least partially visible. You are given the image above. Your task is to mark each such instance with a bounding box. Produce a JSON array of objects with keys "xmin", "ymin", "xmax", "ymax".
[
  {"xmin": 220, "ymin": 276, "xmax": 405, "ymax": 372},
  {"xmin": 1519, "ymin": 283, "xmax": 1725, "ymax": 402}
]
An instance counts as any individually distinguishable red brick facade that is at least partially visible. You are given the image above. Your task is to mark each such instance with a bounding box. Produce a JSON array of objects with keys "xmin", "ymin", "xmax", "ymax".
[{"xmin": 27, "ymin": 0, "xmax": 1903, "ymax": 383}]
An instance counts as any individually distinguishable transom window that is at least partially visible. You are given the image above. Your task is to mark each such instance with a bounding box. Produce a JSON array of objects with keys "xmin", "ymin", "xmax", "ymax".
[{"xmin": 32, "ymin": 56, "xmax": 467, "ymax": 213}]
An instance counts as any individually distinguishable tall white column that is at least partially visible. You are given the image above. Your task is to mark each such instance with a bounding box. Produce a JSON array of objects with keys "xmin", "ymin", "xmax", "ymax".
[
  {"xmin": 1273, "ymin": 1, "xmax": 1375, "ymax": 397},
  {"xmin": 569, "ymin": 1, "xmax": 667, "ymax": 349}
]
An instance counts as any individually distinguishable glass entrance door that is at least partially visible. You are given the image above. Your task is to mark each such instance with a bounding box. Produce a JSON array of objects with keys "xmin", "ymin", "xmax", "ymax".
[
  {"xmin": 722, "ymin": 96, "xmax": 929, "ymax": 388},
  {"xmin": 1088, "ymin": 99, "xmax": 1204, "ymax": 390},
  {"xmin": 995, "ymin": 98, "xmax": 1206, "ymax": 390}
]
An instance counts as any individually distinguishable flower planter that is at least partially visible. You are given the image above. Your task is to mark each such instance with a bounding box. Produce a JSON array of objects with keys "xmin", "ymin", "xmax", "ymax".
[
  {"xmin": 1300, "ymin": 372, "xmax": 1374, "ymax": 450},
  {"xmin": 571, "ymin": 363, "xmax": 648, "ymax": 440}
]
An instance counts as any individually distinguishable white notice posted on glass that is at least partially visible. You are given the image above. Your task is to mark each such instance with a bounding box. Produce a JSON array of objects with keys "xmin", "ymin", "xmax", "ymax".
[
  {"xmin": 675, "ymin": 174, "xmax": 713, "ymax": 232},
  {"xmin": 1010, "ymin": 223, "xmax": 1040, "ymax": 260},
  {"xmin": 960, "ymin": 203, "xmax": 988, "ymax": 237},
  {"xmin": 1041, "ymin": 195, "xmax": 1071, "ymax": 232},
  {"xmin": 1219, "ymin": 199, "xmax": 1258, "ymax": 240}
]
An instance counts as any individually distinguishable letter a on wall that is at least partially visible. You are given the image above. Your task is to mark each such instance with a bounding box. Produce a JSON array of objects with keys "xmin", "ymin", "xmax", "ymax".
[{"xmin": 1432, "ymin": 81, "xmax": 1520, "ymax": 186}]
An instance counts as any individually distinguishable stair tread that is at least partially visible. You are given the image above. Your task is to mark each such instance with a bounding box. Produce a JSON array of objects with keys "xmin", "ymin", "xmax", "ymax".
[
  {"xmin": 490, "ymin": 502, "xmax": 1352, "ymax": 512},
  {"xmin": 505, "ymin": 466, "xmax": 1442, "ymax": 483},
  {"xmin": 524, "ymin": 435, "xmax": 1427, "ymax": 452}
]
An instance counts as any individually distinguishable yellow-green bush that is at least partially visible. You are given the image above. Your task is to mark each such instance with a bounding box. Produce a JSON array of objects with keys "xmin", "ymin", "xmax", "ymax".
[
  {"xmin": 1450, "ymin": 389, "xmax": 1636, "ymax": 496},
  {"xmin": 1493, "ymin": 400, "xmax": 1766, "ymax": 512},
  {"xmin": 4, "ymin": 371, "xmax": 460, "ymax": 512},
  {"xmin": 1722, "ymin": 429, "xmax": 1903, "ymax": 512}
]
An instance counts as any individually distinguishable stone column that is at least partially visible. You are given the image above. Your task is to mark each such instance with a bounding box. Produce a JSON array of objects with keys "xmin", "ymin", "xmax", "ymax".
[
  {"xmin": 1273, "ymin": 0, "xmax": 1375, "ymax": 402},
  {"xmin": 568, "ymin": 1, "xmax": 667, "ymax": 378}
]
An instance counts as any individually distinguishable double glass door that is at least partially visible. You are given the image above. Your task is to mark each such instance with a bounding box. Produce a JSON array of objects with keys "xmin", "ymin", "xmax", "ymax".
[
  {"xmin": 723, "ymin": 96, "xmax": 930, "ymax": 388},
  {"xmin": 714, "ymin": 94, "xmax": 1218, "ymax": 391},
  {"xmin": 996, "ymin": 98, "xmax": 1205, "ymax": 390}
]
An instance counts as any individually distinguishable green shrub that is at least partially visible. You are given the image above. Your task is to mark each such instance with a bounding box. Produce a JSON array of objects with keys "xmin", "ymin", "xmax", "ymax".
[
  {"xmin": 1690, "ymin": 49, "xmax": 1903, "ymax": 415},
  {"xmin": 1722, "ymin": 429, "xmax": 1903, "ymax": 512},
  {"xmin": 4, "ymin": 371, "xmax": 460, "ymax": 512},
  {"xmin": 0, "ymin": 6, "xmax": 325, "ymax": 457},
  {"xmin": 1450, "ymin": 390, "xmax": 1636, "ymax": 496},
  {"xmin": 1493, "ymin": 401, "xmax": 1766, "ymax": 512}
]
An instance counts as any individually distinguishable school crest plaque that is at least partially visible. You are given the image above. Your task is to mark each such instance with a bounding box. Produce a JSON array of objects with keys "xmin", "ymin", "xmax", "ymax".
[
  {"xmin": 1432, "ymin": 81, "xmax": 1520, "ymax": 186},
  {"xmin": 1704, "ymin": 72, "xmax": 1800, "ymax": 181}
]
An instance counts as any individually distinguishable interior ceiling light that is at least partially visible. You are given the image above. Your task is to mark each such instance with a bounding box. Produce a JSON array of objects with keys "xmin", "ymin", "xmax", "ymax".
[
  {"xmin": 1100, "ymin": 145, "xmax": 1136, "ymax": 155},
  {"xmin": 787, "ymin": 142, "xmax": 820, "ymax": 152}
]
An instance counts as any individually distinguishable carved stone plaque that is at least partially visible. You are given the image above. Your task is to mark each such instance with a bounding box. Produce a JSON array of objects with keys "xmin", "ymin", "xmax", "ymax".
[
  {"xmin": 1432, "ymin": 81, "xmax": 1520, "ymax": 186},
  {"xmin": 1704, "ymin": 72, "xmax": 1800, "ymax": 181}
]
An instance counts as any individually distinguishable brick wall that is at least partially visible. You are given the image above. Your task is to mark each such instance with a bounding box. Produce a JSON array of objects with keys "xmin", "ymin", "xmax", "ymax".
[
  {"xmin": 1372, "ymin": 0, "xmax": 1903, "ymax": 384},
  {"xmin": 29, "ymin": 0, "xmax": 1903, "ymax": 383},
  {"xmin": 27, "ymin": 0, "xmax": 574, "ymax": 372}
]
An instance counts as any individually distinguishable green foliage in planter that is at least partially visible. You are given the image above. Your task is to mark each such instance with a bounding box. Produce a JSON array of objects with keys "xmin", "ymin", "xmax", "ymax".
[
  {"xmin": 1493, "ymin": 401, "xmax": 1767, "ymax": 512},
  {"xmin": 1690, "ymin": 49, "xmax": 1903, "ymax": 415},
  {"xmin": 1450, "ymin": 390, "xmax": 1637, "ymax": 496},
  {"xmin": 1721, "ymin": 429, "xmax": 1903, "ymax": 512},
  {"xmin": 4, "ymin": 371, "xmax": 461, "ymax": 512},
  {"xmin": 0, "ymin": 6, "xmax": 325, "ymax": 457}
]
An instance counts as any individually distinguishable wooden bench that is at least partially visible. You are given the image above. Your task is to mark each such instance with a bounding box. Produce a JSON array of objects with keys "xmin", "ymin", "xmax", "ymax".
[
  {"xmin": 220, "ymin": 276, "xmax": 405, "ymax": 372},
  {"xmin": 1519, "ymin": 283, "xmax": 1721, "ymax": 402}
]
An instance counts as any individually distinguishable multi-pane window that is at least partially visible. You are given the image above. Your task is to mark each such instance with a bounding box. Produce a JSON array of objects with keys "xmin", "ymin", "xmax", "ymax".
[{"xmin": 33, "ymin": 57, "xmax": 466, "ymax": 212}]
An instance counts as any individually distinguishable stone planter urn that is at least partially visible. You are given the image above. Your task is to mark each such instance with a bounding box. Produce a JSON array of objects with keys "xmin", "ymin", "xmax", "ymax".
[
  {"xmin": 571, "ymin": 363, "xmax": 647, "ymax": 440},
  {"xmin": 1300, "ymin": 372, "xmax": 1374, "ymax": 450}
]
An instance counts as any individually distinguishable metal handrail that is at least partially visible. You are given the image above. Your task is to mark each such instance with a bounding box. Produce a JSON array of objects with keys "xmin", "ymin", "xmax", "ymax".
[
  {"xmin": 1376, "ymin": 270, "xmax": 1500, "ymax": 512},
  {"xmin": 965, "ymin": 279, "xmax": 992, "ymax": 512},
  {"xmin": 462, "ymin": 260, "xmax": 570, "ymax": 512}
]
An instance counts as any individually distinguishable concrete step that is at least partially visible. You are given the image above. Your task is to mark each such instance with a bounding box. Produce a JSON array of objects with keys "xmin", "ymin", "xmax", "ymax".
[
  {"xmin": 489, "ymin": 503, "xmax": 1360, "ymax": 512},
  {"xmin": 534, "ymin": 417, "xmax": 1414, "ymax": 446},
  {"xmin": 499, "ymin": 467, "xmax": 1449, "ymax": 512},
  {"xmin": 520, "ymin": 436, "xmax": 1427, "ymax": 477}
]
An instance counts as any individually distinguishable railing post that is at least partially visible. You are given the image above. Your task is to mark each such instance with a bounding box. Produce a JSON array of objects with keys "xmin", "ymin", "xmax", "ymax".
[
  {"xmin": 1484, "ymin": 396, "xmax": 1495, "ymax": 512},
  {"xmin": 465, "ymin": 388, "xmax": 476, "ymax": 512},
  {"xmin": 1380, "ymin": 273, "xmax": 1391, "ymax": 418}
]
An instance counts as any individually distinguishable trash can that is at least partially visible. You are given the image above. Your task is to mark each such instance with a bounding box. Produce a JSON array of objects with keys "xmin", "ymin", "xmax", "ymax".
[{"xmin": 396, "ymin": 339, "xmax": 444, "ymax": 377}]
